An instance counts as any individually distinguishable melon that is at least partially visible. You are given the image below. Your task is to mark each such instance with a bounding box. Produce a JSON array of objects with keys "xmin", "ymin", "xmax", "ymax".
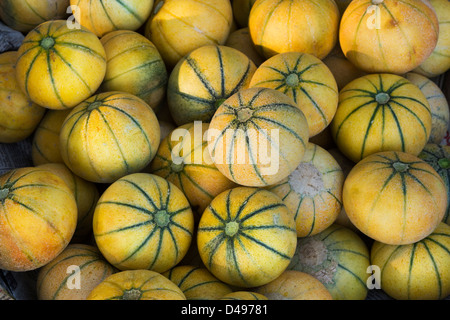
[
  {"xmin": 339, "ymin": 0, "xmax": 439, "ymax": 74},
  {"xmin": 371, "ymin": 222, "xmax": 450, "ymax": 300},
  {"xmin": 145, "ymin": 0, "xmax": 233, "ymax": 68},
  {"xmin": 207, "ymin": 87, "xmax": 310, "ymax": 187},
  {"xmin": 248, "ymin": 0, "xmax": 340, "ymax": 60},
  {"xmin": 330, "ymin": 73, "xmax": 432, "ymax": 163},
  {"xmin": 93, "ymin": 173, "xmax": 194, "ymax": 273},
  {"xmin": 15, "ymin": 20, "xmax": 107, "ymax": 110},
  {"xmin": 87, "ymin": 269, "xmax": 186, "ymax": 300},
  {"xmin": 167, "ymin": 45, "xmax": 256, "ymax": 126},
  {"xmin": 69, "ymin": 0, "xmax": 153, "ymax": 37},
  {"xmin": 343, "ymin": 151, "xmax": 447, "ymax": 245}
]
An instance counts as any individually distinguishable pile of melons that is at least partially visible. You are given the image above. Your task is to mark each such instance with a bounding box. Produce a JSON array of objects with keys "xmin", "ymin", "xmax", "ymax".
[{"xmin": 0, "ymin": 0, "xmax": 449, "ymax": 301}]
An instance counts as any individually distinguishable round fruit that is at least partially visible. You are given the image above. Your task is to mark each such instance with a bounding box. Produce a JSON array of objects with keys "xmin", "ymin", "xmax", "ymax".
[
  {"xmin": 267, "ymin": 143, "xmax": 344, "ymax": 237},
  {"xmin": 69, "ymin": 0, "xmax": 153, "ymax": 37},
  {"xmin": 232, "ymin": 0, "xmax": 258, "ymax": 27},
  {"xmin": 167, "ymin": 45, "xmax": 256, "ymax": 126},
  {"xmin": 0, "ymin": 51, "xmax": 45, "ymax": 143},
  {"xmin": 59, "ymin": 92, "xmax": 160, "ymax": 184},
  {"xmin": 149, "ymin": 122, "xmax": 236, "ymax": 217},
  {"xmin": 0, "ymin": 0, "xmax": 69, "ymax": 32},
  {"xmin": 100, "ymin": 30, "xmax": 168, "ymax": 111},
  {"xmin": 418, "ymin": 143, "xmax": 450, "ymax": 225},
  {"xmin": 249, "ymin": 52, "xmax": 339, "ymax": 137},
  {"xmin": 248, "ymin": 0, "xmax": 340, "ymax": 60},
  {"xmin": 255, "ymin": 270, "xmax": 333, "ymax": 300},
  {"xmin": 37, "ymin": 163, "xmax": 99, "ymax": 242},
  {"xmin": 162, "ymin": 265, "xmax": 233, "ymax": 300},
  {"xmin": 15, "ymin": 20, "xmax": 107, "ymax": 110},
  {"xmin": 0, "ymin": 167, "xmax": 77, "ymax": 271},
  {"xmin": 413, "ymin": 0, "xmax": 450, "ymax": 77},
  {"xmin": 343, "ymin": 151, "xmax": 447, "ymax": 245},
  {"xmin": 371, "ymin": 222, "xmax": 450, "ymax": 300},
  {"xmin": 87, "ymin": 269, "xmax": 186, "ymax": 300},
  {"xmin": 330, "ymin": 73, "xmax": 432, "ymax": 163},
  {"xmin": 145, "ymin": 0, "xmax": 233, "ymax": 68},
  {"xmin": 36, "ymin": 244, "xmax": 115, "ymax": 300},
  {"xmin": 197, "ymin": 187, "xmax": 297, "ymax": 287},
  {"xmin": 207, "ymin": 87, "xmax": 310, "ymax": 187},
  {"xmin": 322, "ymin": 45, "xmax": 367, "ymax": 91},
  {"xmin": 288, "ymin": 224, "xmax": 371, "ymax": 300},
  {"xmin": 339, "ymin": 0, "xmax": 439, "ymax": 74},
  {"xmin": 31, "ymin": 109, "xmax": 71, "ymax": 166},
  {"xmin": 93, "ymin": 173, "xmax": 194, "ymax": 273},
  {"xmin": 404, "ymin": 72, "xmax": 449, "ymax": 145}
]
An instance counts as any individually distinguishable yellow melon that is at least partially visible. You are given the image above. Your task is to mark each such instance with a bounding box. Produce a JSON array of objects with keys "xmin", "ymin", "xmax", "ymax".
[
  {"xmin": 100, "ymin": 30, "xmax": 168, "ymax": 111},
  {"xmin": 162, "ymin": 265, "xmax": 233, "ymax": 300},
  {"xmin": 371, "ymin": 222, "xmax": 450, "ymax": 300},
  {"xmin": 69, "ymin": 0, "xmax": 153, "ymax": 37},
  {"xmin": 413, "ymin": 0, "xmax": 450, "ymax": 77},
  {"xmin": 0, "ymin": 167, "xmax": 77, "ymax": 271},
  {"xmin": 36, "ymin": 244, "xmax": 115, "ymax": 300},
  {"xmin": 255, "ymin": 270, "xmax": 333, "ymax": 300},
  {"xmin": 37, "ymin": 163, "xmax": 99, "ymax": 243},
  {"xmin": 207, "ymin": 87, "xmax": 310, "ymax": 187},
  {"xmin": 267, "ymin": 142, "xmax": 344, "ymax": 237},
  {"xmin": 343, "ymin": 151, "xmax": 447, "ymax": 245},
  {"xmin": 0, "ymin": 51, "xmax": 45, "ymax": 143},
  {"xmin": 330, "ymin": 73, "xmax": 432, "ymax": 163},
  {"xmin": 404, "ymin": 72, "xmax": 449, "ymax": 145},
  {"xmin": 0, "ymin": 0, "xmax": 69, "ymax": 32},
  {"xmin": 149, "ymin": 122, "xmax": 236, "ymax": 217},
  {"xmin": 322, "ymin": 45, "xmax": 367, "ymax": 91},
  {"xmin": 249, "ymin": 52, "xmax": 339, "ymax": 138},
  {"xmin": 225, "ymin": 28, "xmax": 265, "ymax": 66},
  {"xmin": 15, "ymin": 20, "xmax": 107, "ymax": 110},
  {"xmin": 167, "ymin": 45, "xmax": 256, "ymax": 126},
  {"xmin": 339, "ymin": 0, "xmax": 439, "ymax": 74},
  {"xmin": 31, "ymin": 109, "xmax": 71, "ymax": 166},
  {"xmin": 59, "ymin": 92, "xmax": 160, "ymax": 184},
  {"xmin": 197, "ymin": 187, "xmax": 297, "ymax": 288},
  {"xmin": 87, "ymin": 269, "xmax": 186, "ymax": 300}
]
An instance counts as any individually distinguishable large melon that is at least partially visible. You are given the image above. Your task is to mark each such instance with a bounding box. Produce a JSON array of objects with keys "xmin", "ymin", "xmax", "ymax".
[
  {"xmin": 207, "ymin": 87, "xmax": 310, "ymax": 187},
  {"xmin": 15, "ymin": 20, "xmax": 107, "ymax": 110},
  {"xmin": 0, "ymin": 167, "xmax": 77, "ymax": 271},
  {"xmin": 69, "ymin": 0, "xmax": 153, "ymax": 37},
  {"xmin": 339, "ymin": 0, "xmax": 439, "ymax": 74},
  {"xmin": 248, "ymin": 0, "xmax": 340, "ymax": 60},
  {"xmin": 145, "ymin": 0, "xmax": 233, "ymax": 68},
  {"xmin": 93, "ymin": 173, "xmax": 194, "ymax": 273},
  {"xmin": 343, "ymin": 151, "xmax": 447, "ymax": 245},
  {"xmin": 197, "ymin": 187, "xmax": 297, "ymax": 288}
]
